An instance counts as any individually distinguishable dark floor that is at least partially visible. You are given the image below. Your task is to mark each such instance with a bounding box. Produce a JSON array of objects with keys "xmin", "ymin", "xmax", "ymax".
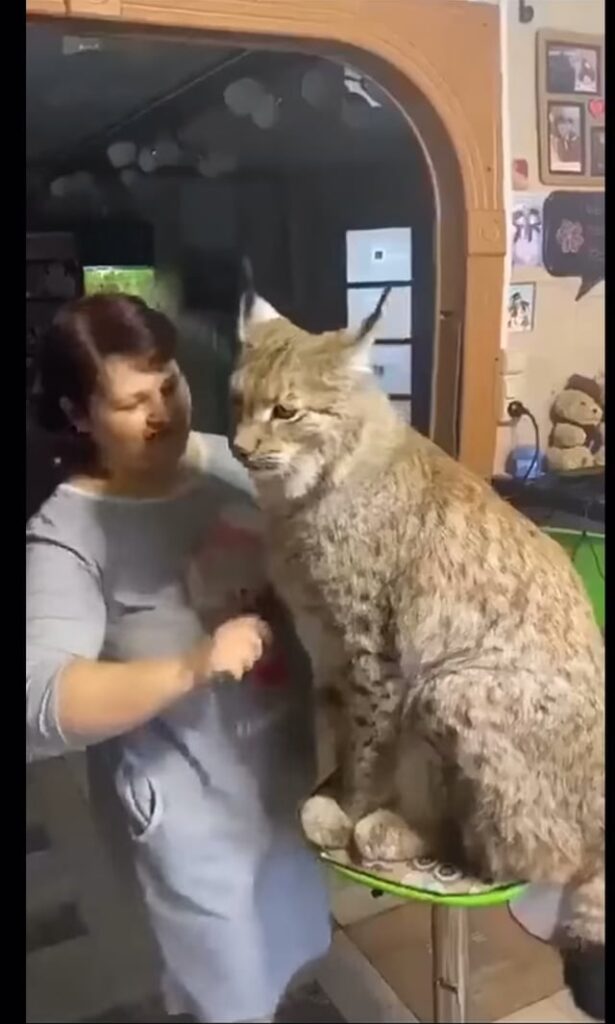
[{"xmin": 78, "ymin": 981, "xmax": 346, "ymax": 1023}]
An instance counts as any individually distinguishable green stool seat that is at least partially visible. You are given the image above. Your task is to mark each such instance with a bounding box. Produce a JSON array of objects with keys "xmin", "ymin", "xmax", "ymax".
[
  {"xmin": 542, "ymin": 527, "xmax": 604, "ymax": 630},
  {"xmin": 320, "ymin": 850, "xmax": 526, "ymax": 1023}
]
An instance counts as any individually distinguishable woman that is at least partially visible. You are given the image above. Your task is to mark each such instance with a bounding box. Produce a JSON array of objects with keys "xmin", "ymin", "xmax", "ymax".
[{"xmin": 26, "ymin": 293, "xmax": 331, "ymax": 1023}]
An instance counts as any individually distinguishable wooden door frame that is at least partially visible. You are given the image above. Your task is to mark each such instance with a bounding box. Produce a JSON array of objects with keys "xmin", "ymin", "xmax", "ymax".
[{"xmin": 27, "ymin": 0, "xmax": 506, "ymax": 478}]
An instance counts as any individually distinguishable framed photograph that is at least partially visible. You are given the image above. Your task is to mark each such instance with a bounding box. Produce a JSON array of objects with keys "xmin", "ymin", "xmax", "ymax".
[
  {"xmin": 590, "ymin": 126, "xmax": 605, "ymax": 177},
  {"xmin": 537, "ymin": 30, "xmax": 604, "ymax": 187},
  {"xmin": 547, "ymin": 102, "xmax": 584, "ymax": 174},
  {"xmin": 369, "ymin": 343, "xmax": 412, "ymax": 396},
  {"xmin": 506, "ymin": 283, "xmax": 536, "ymax": 333},
  {"xmin": 546, "ymin": 44, "xmax": 600, "ymax": 95}
]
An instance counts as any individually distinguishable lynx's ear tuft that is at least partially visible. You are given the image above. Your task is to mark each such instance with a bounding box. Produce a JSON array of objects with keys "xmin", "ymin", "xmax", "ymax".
[
  {"xmin": 237, "ymin": 256, "xmax": 282, "ymax": 343},
  {"xmin": 347, "ymin": 286, "xmax": 392, "ymax": 371}
]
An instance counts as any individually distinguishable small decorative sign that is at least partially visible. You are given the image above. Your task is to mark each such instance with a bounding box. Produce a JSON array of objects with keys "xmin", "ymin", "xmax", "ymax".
[
  {"xmin": 588, "ymin": 98, "xmax": 605, "ymax": 119},
  {"xmin": 507, "ymin": 283, "xmax": 536, "ymax": 332},
  {"xmin": 543, "ymin": 190, "xmax": 604, "ymax": 300}
]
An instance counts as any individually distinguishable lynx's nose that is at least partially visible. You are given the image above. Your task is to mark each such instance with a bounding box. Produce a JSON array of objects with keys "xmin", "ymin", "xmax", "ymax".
[
  {"xmin": 232, "ymin": 439, "xmax": 251, "ymax": 463},
  {"xmin": 232, "ymin": 425, "xmax": 258, "ymax": 462}
]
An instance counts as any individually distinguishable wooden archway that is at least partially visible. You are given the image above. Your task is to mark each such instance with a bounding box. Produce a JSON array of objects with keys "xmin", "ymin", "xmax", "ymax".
[{"xmin": 27, "ymin": 0, "xmax": 505, "ymax": 478}]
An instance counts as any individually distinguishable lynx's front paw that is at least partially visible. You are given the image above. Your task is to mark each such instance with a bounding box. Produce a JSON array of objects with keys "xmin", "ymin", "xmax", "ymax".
[
  {"xmin": 300, "ymin": 795, "xmax": 353, "ymax": 850},
  {"xmin": 353, "ymin": 809, "xmax": 428, "ymax": 863}
]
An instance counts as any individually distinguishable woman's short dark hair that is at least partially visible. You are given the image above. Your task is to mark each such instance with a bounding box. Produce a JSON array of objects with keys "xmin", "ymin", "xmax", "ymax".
[{"xmin": 35, "ymin": 292, "xmax": 178, "ymax": 435}]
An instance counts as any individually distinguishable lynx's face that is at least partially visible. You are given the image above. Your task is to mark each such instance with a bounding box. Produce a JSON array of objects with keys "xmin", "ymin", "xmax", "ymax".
[{"xmin": 231, "ymin": 291, "xmax": 390, "ymax": 501}]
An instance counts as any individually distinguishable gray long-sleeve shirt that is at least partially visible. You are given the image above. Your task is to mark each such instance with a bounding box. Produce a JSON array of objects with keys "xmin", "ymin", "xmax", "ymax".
[
  {"xmin": 26, "ymin": 432, "xmax": 247, "ymax": 760},
  {"xmin": 25, "ymin": 433, "xmax": 330, "ymax": 1021}
]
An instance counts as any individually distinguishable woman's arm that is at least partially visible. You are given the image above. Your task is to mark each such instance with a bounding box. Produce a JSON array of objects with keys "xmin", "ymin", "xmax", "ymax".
[
  {"xmin": 27, "ymin": 541, "xmax": 268, "ymax": 761},
  {"xmin": 58, "ymin": 616, "xmax": 268, "ymax": 743},
  {"xmin": 57, "ymin": 653, "xmax": 196, "ymax": 744}
]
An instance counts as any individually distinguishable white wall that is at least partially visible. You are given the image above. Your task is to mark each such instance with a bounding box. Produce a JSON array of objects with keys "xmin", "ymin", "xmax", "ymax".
[{"xmin": 495, "ymin": 0, "xmax": 604, "ymax": 472}]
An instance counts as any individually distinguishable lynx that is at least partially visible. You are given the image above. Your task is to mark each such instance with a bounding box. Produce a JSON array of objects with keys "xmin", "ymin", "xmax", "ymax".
[{"xmin": 230, "ymin": 288, "xmax": 604, "ymax": 1019}]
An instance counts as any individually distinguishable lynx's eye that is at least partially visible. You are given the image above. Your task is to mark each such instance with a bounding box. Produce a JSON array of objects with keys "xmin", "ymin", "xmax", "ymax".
[{"xmin": 272, "ymin": 404, "xmax": 300, "ymax": 421}]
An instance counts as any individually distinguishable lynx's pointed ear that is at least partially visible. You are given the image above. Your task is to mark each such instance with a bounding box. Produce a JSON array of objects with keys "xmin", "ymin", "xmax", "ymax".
[
  {"xmin": 237, "ymin": 256, "xmax": 282, "ymax": 342},
  {"xmin": 348, "ymin": 286, "xmax": 392, "ymax": 371},
  {"xmin": 238, "ymin": 291, "xmax": 282, "ymax": 344}
]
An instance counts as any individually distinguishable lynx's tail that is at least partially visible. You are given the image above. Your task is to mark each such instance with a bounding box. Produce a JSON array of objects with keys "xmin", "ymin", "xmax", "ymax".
[{"xmin": 559, "ymin": 872, "xmax": 604, "ymax": 1020}]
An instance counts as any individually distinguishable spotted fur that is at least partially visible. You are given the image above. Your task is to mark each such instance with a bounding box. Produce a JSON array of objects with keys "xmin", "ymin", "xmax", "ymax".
[{"xmin": 231, "ymin": 294, "xmax": 604, "ymax": 953}]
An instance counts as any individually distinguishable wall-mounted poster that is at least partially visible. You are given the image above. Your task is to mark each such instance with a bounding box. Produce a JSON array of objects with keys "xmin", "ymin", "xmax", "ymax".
[
  {"xmin": 507, "ymin": 283, "xmax": 536, "ymax": 333},
  {"xmin": 537, "ymin": 30, "xmax": 604, "ymax": 187},
  {"xmin": 511, "ymin": 194, "xmax": 545, "ymax": 268}
]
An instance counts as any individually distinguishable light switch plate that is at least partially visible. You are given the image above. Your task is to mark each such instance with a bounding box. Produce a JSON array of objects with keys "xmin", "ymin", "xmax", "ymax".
[{"xmin": 501, "ymin": 349, "xmax": 528, "ymax": 376}]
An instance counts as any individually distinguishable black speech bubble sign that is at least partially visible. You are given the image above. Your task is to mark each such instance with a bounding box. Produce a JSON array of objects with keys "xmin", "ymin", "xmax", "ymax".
[{"xmin": 543, "ymin": 191, "xmax": 604, "ymax": 301}]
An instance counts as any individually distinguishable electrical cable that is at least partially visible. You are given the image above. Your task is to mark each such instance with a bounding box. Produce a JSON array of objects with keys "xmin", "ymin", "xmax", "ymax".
[{"xmin": 507, "ymin": 400, "xmax": 541, "ymax": 483}]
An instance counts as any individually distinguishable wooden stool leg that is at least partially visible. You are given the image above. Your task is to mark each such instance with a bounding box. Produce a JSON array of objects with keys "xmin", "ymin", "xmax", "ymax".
[{"xmin": 431, "ymin": 904, "xmax": 470, "ymax": 1023}]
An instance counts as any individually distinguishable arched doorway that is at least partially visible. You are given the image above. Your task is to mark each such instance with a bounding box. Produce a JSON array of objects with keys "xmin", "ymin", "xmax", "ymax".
[{"xmin": 26, "ymin": 0, "xmax": 505, "ymax": 478}]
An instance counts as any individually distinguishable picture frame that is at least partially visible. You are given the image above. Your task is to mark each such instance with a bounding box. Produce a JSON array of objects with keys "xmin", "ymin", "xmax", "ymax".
[
  {"xmin": 547, "ymin": 102, "xmax": 585, "ymax": 175},
  {"xmin": 546, "ymin": 42, "xmax": 601, "ymax": 95},
  {"xmin": 590, "ymin": 126, "xmax": 605, "ymax": 178},
  {"xmin": 536, "ymin": 30, "xmax": 604, "ymax": 187},
  {"xmin": 506, "ymin": 283, "xmax": 536, "ymax": 333}
]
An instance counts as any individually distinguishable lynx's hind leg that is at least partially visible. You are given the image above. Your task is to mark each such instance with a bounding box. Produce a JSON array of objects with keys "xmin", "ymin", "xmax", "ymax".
[
  {"xmin": 348, "ymin": 733, "xmax": 448, "ymax": 864},
  {"xmin": 394, "ymin": 733, "xmax": 450, "ymax": 858},
  {"xmin": 410, "ymin": 669, "xmax": 603, "ymax": 880},
  {"xmin": 560, "ymin": 871, "xmax": 605, "ymax": 948},
  {"xmin": 353, "ymin": 809, "xmax": 428, "ymax": 863},
  {"xmin": 560, "ymin": 873, "xmax": 605, "ymax": 1021}
]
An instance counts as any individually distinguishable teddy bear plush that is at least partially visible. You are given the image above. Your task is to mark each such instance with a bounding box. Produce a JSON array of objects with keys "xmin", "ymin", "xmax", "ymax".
[{"xmin": 546, "ymin": 374, "xmax": 604, "ymax": 472}]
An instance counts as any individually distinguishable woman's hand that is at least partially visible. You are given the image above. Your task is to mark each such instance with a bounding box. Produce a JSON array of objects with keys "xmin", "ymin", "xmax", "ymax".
[
  {"xmin": 53, "ymin": 616, "xmax": 271, "ymax": 748},
  {"xmin": 185, "ymin": 615, "xmax": 273, "ymax": 684}
]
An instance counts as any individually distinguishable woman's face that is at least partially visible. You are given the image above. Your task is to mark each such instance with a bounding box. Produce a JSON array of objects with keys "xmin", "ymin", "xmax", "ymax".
[{"xmin": 84, "ymin": 354, "xmax": 192, "ymax": 478}]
